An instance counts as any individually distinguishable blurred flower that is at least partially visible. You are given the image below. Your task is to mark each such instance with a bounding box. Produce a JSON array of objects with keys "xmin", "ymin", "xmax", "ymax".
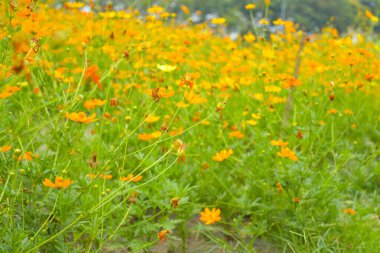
[
  {"xmin": 172, "ymin": 139, "xmax": 186, "ymax": 163},
  {"xmin": 276, "ymin": 182, "xmax": 283, "ymax": 193},
  {"xmin": 170, "ymin": 197, "xmax": 180, "ymax": 208},
  {"xmin": 181, "ymin": 5, "xmax": 190, "ymax": 15},
  {"xmin": 343, "ymin": 208, "xmax": 357, "ymax": 215},
  {"xmin": 259, "ymin": 19, "xmax": 269, "ymax": 25},
  {"xmin": 244, "ymin": 32, "xmax": 256, "ymax": 43},
  {"xmin": 84, "ymin": 66, "xmax": 102, "ymax": 89},
  {"xmin": 64, "ymin": 2, "xmax": 84, "ymax": 9},
  {"xmin": 87, "ymin": 173, "xmax": 112, "ymax": 180},
  {"xmin": 157, "ymin": 64, "xmax": 177, "ymax": 72},
  {"xmin": 17, "ymin": 151, "xmax": 34, "ymax": 161},
  {"xmin": 245, "ymin": 4, "xmax": 256, "ymax": 10},
  {"xmin": 138, "ymin": 131, "xmax": 161, "ymax": 141},
  {"xmin": 211, "ymin": 18, "xmax": 226, "ymax": 25},
  {"xmin": 84, "ymin": 99, "xmax": 106, "ymax": 110},
  {"xmin": 179, "ymin": 73, "xmax": 194, "ymax": 89},
  {"xmin": 145, "ymin": 114, "xmax": 160, "ymax": 123},
  {"xmin": 110, "ymin": 98, "xmax": 118, "ymax": 107},
  {"xmin": 212, "ymin": 149, "xmax": 233, "ymax": 162},
  {"xmin": 120, "ymin": 174, "xmax": 143, "ymax": 182},
  {"xmin": 229, "ymin": 130, "xmax": 244, "ymax": 139},
  {"xmin": 293, "ymin": 197, "xmax": 301, "ymax": 203},
  {"xmin": 0, "ymin": 145, "xmax": 12, "ymax": 153},
  {"xmin": 271, "ymin": 140, "xmax": 288, "ymax": 147},
  {"xmin": 365, "ymin": 10, "xmax": 379, "ymax": 24},
  {"xmin": 0, "ymin": 86, "xmax": 21, "ymax": 99},
  {"xmin": 65, "ymin": 112, "xmax": 97, "ymax": 124},
  {"xmin": 158, "ymin": 229, "xmax": 170, "ymax": 242},
  {"xmin": 277, "ymin": 147, "xmax": 298, "ymax": 161},
  {"xmin": 200, "ymin": 207, "xmax": 221, "ymax": 225},
  {"xmin": 43, "ymin": 176, "xmax": 73, "ymax": 189}
]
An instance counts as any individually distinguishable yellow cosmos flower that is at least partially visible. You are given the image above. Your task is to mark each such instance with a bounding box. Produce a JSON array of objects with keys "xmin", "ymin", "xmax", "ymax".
[
  {"xmin": 245, "ymin": 4, "xmax": 256, "ymax": 10},
  {"xmin": 244, "ymin": 32, "xmax": 256, "ymax": 43},
  {"xmin": 259, "ymin": 19, "xmax": 269, "ymax": 25},
  {"xmin": 246, "ymin": 119, "xmax": 258, "ymax": 126},
  {"xmin": 157, "ymin": 64, "xmax": 177, "ymax": 72},
  {"xmin": 211, "ymin": 18, "xmax": 226, "ymax": 25},
  {"xmin": 64, "ymin": 2, "xmax": 84, "ymax": 9},
  {"xmin": 145, "ymin": 114, "xmax": 160, "ymax": 123}
]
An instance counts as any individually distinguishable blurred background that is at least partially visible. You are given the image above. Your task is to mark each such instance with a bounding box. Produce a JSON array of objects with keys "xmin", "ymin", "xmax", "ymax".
[{"xmin": 58, "ymin": 0, "xmax": 379, "ymax": 34}]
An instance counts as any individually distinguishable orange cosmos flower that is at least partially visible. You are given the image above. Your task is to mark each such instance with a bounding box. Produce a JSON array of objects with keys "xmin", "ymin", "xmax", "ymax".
[
  {"xmin": 271, "ymin": 140, "xmax": 288, "ymax": 147},
  {"xmin": 65, "ymin": 112, "xmax": 97, "ymax": 124},
  {"xmin": 365, "ymin": 73, "xmax": 374, "ymax": 82},
  {"xmin": 276, "ymin": 182, "xmax": 283, "ymax": 193},
  {"xmin": 229, "ymin": 130, "xmax": 244, "ymax": 139},
  {"xmin": 293, "ymin": 197, "xmax": 301, "ymax": 203},
  {"xmin": 137, "ymin": 131, "xmax": 162, "ymax": 141},
  {"xmin": 343, "ymin": 109, "xmax": 353, "ymax": 115},
  {"xmin": 170, "ymin": 197, "xmax": 180, "ymax": 208},
  {"xmin": 110, "ymin": 98, "xmax": 118, "ymax": 107},
  {"xmin": 343, "ymin": 208, "xmax": 357, "ymax": 215},
  {"xmin": 158, "ymin": 229, "xmax": 170, "ymax": 242},
  {"xmin": 151, "ymin": 88, "xmax": 161, "ymax": 103},
  {"xmin": 212, "ymin": 149, "xmax": 233, "ymax": 162},
  {"xmin": 0, "ymin": 86, "xmax": 21, "ymax": 99},
  {"xmin": 365, "ymin": 10, "xmax": 379, "ymax": 23},
  {"xmin": 87, "ymin": 173, "xmax": 112, "ymax": 180},
  {"xmin": 282, "ymin": 77, "xmax": 301, "ymax": 88},
  {"xmin": 43, "ymin": 176, "xmax": 73, "ymax": 189},
  {"xmin": 158, "ymin": 87, "xmax": 175, "ymax": 98},
  {"xmin": 179, "ymin": 73, "xmax": 194, "ymax": 89},
  {"xmin": 277, "ymin": 147, "xmax": 298, "ymax": 161},
  {"xmin": 200, "ymin": 208, "xmax": 221, "ymax": 225},
  {"xmin": 120, "ymin": 174, "xmax": 143, "ymax": 182},
  {"xmin": 17, "ymin": 151, "xmax": 34, "ymax": 161},
  {"xmin": 296, "ymin": 131, "xmax": 303, "ymax": 139},
  {"xmin": 84, "ymin": 65, "xmax": 102, "ymax": 89},
  {"xmin": 180, "ymin": 5, "xmax": 190, "ymax": 15},
  {"xmin": 0, "ymin": 145, "xmax": 12, "ymax": 153},
  {"xmin": 84, "ymin": 99, "xmax": 106, "ymax": 109}
]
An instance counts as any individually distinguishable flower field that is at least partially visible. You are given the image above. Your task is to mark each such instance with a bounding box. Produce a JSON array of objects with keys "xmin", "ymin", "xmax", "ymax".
[{"xmin": 0, "ymin": 1, "xmax": 379, "ymax": 252}]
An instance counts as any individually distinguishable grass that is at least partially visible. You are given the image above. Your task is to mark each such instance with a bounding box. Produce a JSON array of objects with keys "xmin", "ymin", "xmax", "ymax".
[{"xmin": 0, "ymin": 1, "xmax": 379, "ymax": 252}]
